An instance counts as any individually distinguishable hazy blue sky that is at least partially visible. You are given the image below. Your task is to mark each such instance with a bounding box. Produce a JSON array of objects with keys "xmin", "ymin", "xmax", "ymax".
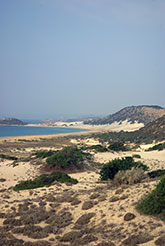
[{"xmin": 0, "ymin": 0, "xmax": 165, "ymax": 119}]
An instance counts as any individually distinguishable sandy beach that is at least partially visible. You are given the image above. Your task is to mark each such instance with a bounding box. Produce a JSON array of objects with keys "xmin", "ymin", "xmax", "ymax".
[{"xmin": 27, "ymin": 119, "xmax": 144, "ymax": 132}]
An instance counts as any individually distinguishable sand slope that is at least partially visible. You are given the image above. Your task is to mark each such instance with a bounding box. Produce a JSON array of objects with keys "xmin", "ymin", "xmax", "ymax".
[{"xmin": 0, "ymin": 140, "xmax": 165, "ymax": 246}]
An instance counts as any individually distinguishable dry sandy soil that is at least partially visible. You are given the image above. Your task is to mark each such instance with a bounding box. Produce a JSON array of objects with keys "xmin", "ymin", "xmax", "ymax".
[{"xmin": 0, "ymin": 134, "xmax": 165, "ymax": 246}]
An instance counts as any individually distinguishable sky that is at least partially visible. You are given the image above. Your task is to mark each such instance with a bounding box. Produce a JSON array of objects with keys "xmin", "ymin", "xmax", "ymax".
[{"xmin": 0, "ymin": 0, "xmax": 165, "ymax": 119}]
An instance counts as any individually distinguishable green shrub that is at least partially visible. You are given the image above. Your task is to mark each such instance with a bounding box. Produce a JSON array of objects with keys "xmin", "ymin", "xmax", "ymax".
[
  {"xmin": 148, "ymin": 169, "xmax": 165, "ymax": 178},
  {"xmin": 0, "ymin": 154, "xmax": 18, "ymax": 160},
  {"xmin": 46, "ymin": 146, "xmax": 90, "ymax": 170},
  {"xmin": 83, "ymin": 144, "xmax": 108, "ymax": 152},
  {"xmin": 89, "ymin": 126, "xmax": 165, "ymax": 144},
  {"xmin": 132, "ymin": 154, "xmax": 141, "ymax": 159},
  {"xmin": 13, "ymin": 172, "xmax": 78, "ymax": 191},
  {"xmin": 108, "ymin": 142, "xmax": 128, "ymax": 151},
  {"xmin": 147, "ymin": 143, "xmax": 165, "ymax": 151},
  {"xmin": 100, "ymin": 156, "xmax": 148, "ymax": 181},
  {"xmin": 34, "ymin": 150, "xmax": 55, "ymax": 158},
  {"xmin": 136, "ymin": 175, "xmax": 165, "ymax": 219},
  {"xmin": 18, "ymin": 139, "xmax": 31, "ymax": 142}
]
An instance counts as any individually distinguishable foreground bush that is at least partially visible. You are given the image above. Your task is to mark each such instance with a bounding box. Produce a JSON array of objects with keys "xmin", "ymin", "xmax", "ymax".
[
  {"xmin": 13, "ymin": 172, "xmax": 78, "ymax": 191},
  {"xmin": 114, "ymin": 168, "xmax": 147, "ymax": 186},
  {"xmin": 136, "ymin": 175, "xmax": 165, "ymax": 220},
  {"xmin": 100, "ymin": 157, "xmax": 148, "ymax": 181},
  {"xmin": 46, "ymin": 146, "xmax": 91, "ymax": 170}
]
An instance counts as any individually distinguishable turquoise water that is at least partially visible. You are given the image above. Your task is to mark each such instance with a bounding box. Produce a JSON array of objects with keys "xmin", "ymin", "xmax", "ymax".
[{"xmin": 0, "ymin": 126, "xmax": 87, "ymax": 137}]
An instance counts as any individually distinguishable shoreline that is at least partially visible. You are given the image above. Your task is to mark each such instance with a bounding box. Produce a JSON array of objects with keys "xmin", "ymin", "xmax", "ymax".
[
  {"xmin": 0, "ymin": 120, "xmax": 145, "ymax": 143},
  {"xmin": 0, "ymin": 129, "xmax": 96, "ymax": 143}
]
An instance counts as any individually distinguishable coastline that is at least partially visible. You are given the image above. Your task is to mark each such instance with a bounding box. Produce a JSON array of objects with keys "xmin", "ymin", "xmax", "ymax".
[
  {"xmin": 0, "ymin": 129, "xmax": 95, "ymax": 143},
  {"xmin": 0, "ymin": 120, "xmax": 144, "ymax": 142}
]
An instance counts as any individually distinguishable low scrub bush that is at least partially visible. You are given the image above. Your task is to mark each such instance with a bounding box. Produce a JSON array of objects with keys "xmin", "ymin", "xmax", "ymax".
[
  {"xmin": 132, "ymin": 154, "xmax": 141, "ymax": 159},
  {"xmin": 108, "ymin": 142, "xmax": 128, "ymax": 151},
  {"xmin": 100, "ymin": 156, "xmax": 148, "ymax": 181},
  {"xmin": 0, "ymin": 154, "xmax": 18, "ymax": 160},
  {"xmin": 147, "ymin": 142, "xmax": 165, "ymax": 151},
  {"xmin": 46, "ymin": 146, "xmax": 91, "ymax": 170},
  {"xmin": 148, "ymin": 169, "xmax": 165, "ymax": 179},
  {"xmin": 34, "ymin": 150, "xmax": 55, "ymax": 158},
  {"xmin": 18, "ymin": 139, "xmax": 32, "ymax": 142},
  {"xmin": 136, "ymin": 175, "xmax": 165, "ymax": 220},
  {"xmin": 83, "ymin": 144, "xmax": 108, "ymax": 152},
  {"xmin": 13, "ymin": 172, "xmax": 78, "ymax": 191},
  {"xmin": 114, "ymin": 168, "xmax": 147, "ymax": 186}
]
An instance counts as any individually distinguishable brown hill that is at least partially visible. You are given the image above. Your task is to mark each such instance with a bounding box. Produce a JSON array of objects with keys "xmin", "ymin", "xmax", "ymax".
[
  {"xmin": 90, "ymin": 115, "xmax": 165, "ymax": 144},
  {"xmin": 135, "ymin": 115, "xmax": 165, "ymax": 142},
  {"xmin": 84, "ymin": 105, "xmax": 165, "ymax": 125}
]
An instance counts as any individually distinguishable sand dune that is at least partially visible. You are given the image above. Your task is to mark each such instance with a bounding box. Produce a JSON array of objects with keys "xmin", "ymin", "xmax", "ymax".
[{"xmin": 0, "ymin": 136, "xmax": 165, "ymax": 245}]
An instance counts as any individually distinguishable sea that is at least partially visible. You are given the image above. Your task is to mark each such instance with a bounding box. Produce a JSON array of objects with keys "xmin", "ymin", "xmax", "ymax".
[{"xmin": 0, "ymin": 125, "xmax": 87, "ymax": 138}]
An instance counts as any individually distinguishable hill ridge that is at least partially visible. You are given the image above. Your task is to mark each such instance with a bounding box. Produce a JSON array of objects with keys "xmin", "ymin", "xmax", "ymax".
[
  {"xmin": 91, "ymin": 115, "xmax": 165, "ymax": 144},
  {"xmin": 84, "ymin": 105, "xmax": 165, "ymax": 125}
]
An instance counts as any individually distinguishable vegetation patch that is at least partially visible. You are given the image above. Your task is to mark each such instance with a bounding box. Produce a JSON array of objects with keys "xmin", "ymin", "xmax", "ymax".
[
  {"xmin": 46, "ymin": 211, "xmax": 73, "ymax": 229},
  {"xmin": 75, "ymin": 213, "xmax": 95, "ymax": 225},
  {"xmin": 132, "ymin": 154, "xmax": 141, "ymax": 159},
  {"xmin": 33, "ymin": 150, "xmax": 55, "ymax": 158},
  {"xmin": 100, "ymin": 156, "xmax": 148, "ymax": 181},
  {"xmin": 13, "ymin": 172, "xmax": 78, "ymax": 191},
  {"xmin": 148, "ymin": 169, "xmax": 165, "ymax": 179},
  {"xmin": 122, "ymin": 233, "xmax": 154, "ymax": 245},
  {"xmin": 18, "ymin": 139, "xmax": 35, "ymax": 142},
  {"xmin": 155, "ymin": 235, "xmax": 165, "ymax": 245},
  {"xmin": 82, "ymin": 201, "xmax": 94, "ymax": 210},
  {"xmin": 60, "ymin": 231, "xmax": 82, "ymax": 242},
  {"xmin": 0, "ymin": 154, "xmax": 18, "ymax": 160},
  {"xmin": 88, "ymin": 115, "xmax": 165, "ymax": 144},
  {"xmin": 46, "ymin": 146, "xmax": 91, "ymax": 170},
  {"xmin": 0, "ymin": 178, "xmax": 6, "ymax": 182},
  {"xmin": 113, "ymin": 168, "xmax": 147, "ymax": 186},
  {"xmin": 82, "ymin": 144, "xmax": 108, "ymax": 152},
  {"xmin": 24, "ymin": 241, "xmax": 51, "ymax": 246},
  {"xmin": 147, "ymin": 142, "xmax": 165, "ymax": 151},
  {"xmin": 108, "ymin": 142, "xmax": 128, "ymax": 151},
  {"xmin": 136, "ymin": 175, "xmax": 165, "ymax": 220}
]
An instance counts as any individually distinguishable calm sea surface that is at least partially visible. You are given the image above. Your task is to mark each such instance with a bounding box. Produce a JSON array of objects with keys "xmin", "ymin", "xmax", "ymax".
[{"xmin": 0, "ymin": 126, "xmax": 87, "ymax": 137}]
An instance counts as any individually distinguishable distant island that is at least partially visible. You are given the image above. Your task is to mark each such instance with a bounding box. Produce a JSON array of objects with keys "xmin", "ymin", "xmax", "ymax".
[{"xmin": 0, "ymin": 118, "xmax": 27, "ymax": 126}]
